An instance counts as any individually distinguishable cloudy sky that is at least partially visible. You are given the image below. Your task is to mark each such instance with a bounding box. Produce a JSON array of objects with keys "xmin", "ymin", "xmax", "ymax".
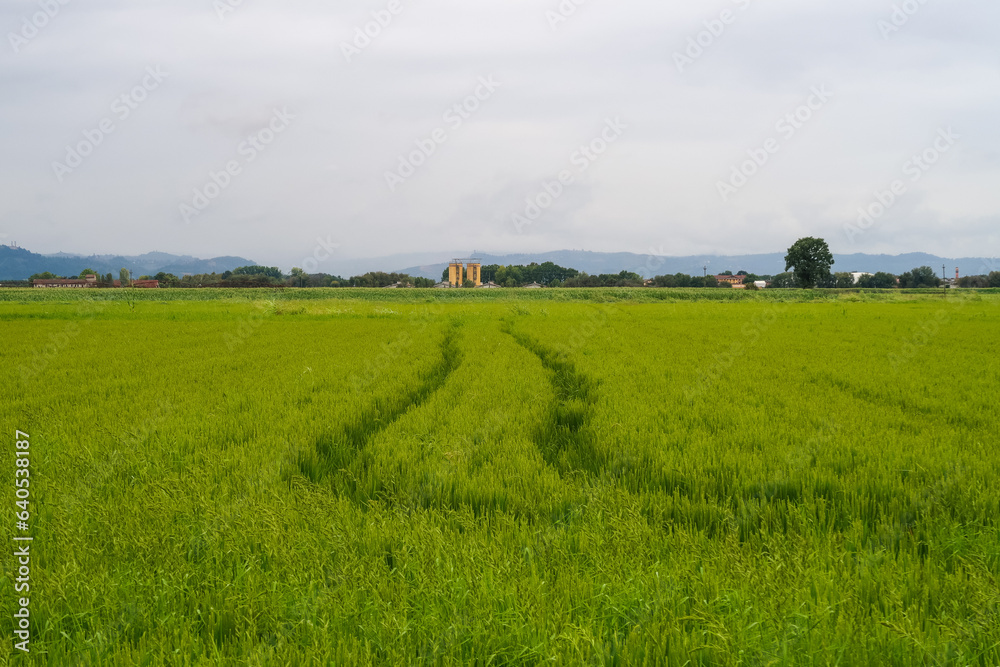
[{"xmin": 1, "ymin": 0, "xmax": 998, "ymax": 270}]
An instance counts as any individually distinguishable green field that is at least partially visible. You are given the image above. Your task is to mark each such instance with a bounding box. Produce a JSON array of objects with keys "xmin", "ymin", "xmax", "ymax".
[{"xmin": 3, "ymin": 289, "xmax": 1000, "ymax": 665}]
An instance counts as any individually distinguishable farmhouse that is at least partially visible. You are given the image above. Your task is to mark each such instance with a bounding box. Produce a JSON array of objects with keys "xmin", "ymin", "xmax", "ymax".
[
  {"xmin": 524, "ymin": 282, "xmax": 543, "ymax": 289},
  {"xmin": 715, "ymin": 274, "xmax": 744, "ymax": 287},
  {"xmin": 34, "ymin": 274, "xmax": 99, "ymax": 288}
]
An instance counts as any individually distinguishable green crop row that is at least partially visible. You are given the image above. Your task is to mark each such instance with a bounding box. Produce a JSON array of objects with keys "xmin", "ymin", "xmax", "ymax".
[{"xmin": 3, "ymin": 286, "xmax": 998, "ymax": 305}]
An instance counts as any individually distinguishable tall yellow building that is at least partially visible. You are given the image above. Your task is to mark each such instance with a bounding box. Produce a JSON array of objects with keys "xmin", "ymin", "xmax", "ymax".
[{"xmin": 448, "ymin": 259, "xmax": 482, "ymax": 287}]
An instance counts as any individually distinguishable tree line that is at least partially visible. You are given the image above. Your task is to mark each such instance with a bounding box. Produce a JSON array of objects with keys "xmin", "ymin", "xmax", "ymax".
[{"xmin": 468, "ymin": 263, "xmax": 648, "ymax": 287}]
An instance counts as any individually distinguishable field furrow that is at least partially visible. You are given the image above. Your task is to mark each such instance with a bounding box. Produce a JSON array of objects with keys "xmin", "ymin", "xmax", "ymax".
[
  {"xmin": 296, "ymin": 320, "xmax": 463, "ymax": 500},
  {"xmin": 503, "ymin": 321, "xmax": 605, "ymax": 479}
]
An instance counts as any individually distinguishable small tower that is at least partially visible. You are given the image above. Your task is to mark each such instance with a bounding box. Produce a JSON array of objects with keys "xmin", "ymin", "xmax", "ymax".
[
  {"xmin": 466, "ymin": 262, "xmax": 481, "ymax": 287},
  {"xmin": 448, "ymin": 261, "xmax": 464, "ymax": 287}
]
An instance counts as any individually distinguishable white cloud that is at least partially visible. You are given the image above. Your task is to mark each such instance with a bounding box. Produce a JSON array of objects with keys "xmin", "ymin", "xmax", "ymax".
[{"xmin": 1, "ymin": 0, "xmax": 998, "ymax": 268}]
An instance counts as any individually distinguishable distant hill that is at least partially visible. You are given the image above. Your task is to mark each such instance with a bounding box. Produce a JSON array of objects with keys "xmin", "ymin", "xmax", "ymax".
[
  {"xmin": 0, "ymin": 246, "xmax": 255, "ymax": 280},
  {"xmin": 396, "ymin": 250, "xmax": 998, "ymax": 280}
]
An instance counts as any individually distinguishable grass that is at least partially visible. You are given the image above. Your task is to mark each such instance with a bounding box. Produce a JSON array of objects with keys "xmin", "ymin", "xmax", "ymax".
[{"xmin": 2, "ymin": 291, "xmax": 999, "ymax": 665}]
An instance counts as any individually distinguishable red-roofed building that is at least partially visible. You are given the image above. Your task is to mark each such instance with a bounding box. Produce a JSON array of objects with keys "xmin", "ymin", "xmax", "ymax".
[{"xmin": 715, "ymin": 274, "xmax": 745, "ymax": 287}]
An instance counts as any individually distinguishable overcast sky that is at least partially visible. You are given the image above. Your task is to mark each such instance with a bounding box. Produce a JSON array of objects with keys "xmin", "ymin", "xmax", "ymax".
[{"xmin": 1, "ymin": 0, "xmax": 998, "ymax": 270}]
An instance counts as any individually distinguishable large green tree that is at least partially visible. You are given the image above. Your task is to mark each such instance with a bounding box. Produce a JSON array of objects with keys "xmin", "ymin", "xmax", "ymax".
[
  {"xmin": 785, "ymin": 237, "xmax": 834, "ymax": 288},
  {"xmin": 232, "ymin": 265, "xmax": 284, "ymax": 280},
  {"xmin": 288, "ymin": 267, "xmax": 308, "ymax": 287},
  {"xmin": 833, "ymin": 272, "xmax": 855, "ymax": 288},
  {"xmin": 958, "ymin": 275, "xmax": 989, "ymax": 288},
  {"xmin": 857, "ymin": 272, "xmax": 897, "ymax": 289},
  {"xmin": 154, "ymin": 272, "xmax": 181, "ymax": 287},
  {"xmin": 770, "ymin": 272, "xmax": 799, "ymax": 289},
  {"xmin": 898, "ymin": 266, "xmax": 941, "ymax": 288}
]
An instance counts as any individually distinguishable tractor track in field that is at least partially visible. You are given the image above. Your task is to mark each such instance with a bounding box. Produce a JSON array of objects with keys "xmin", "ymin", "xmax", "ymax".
[
  {"xmin": 297, "ymin": 321, "xmax": 463, "ymax": 493},
  {"xmin": 502, "ymin": 322, "xmax": 605, "ymax": 479}
]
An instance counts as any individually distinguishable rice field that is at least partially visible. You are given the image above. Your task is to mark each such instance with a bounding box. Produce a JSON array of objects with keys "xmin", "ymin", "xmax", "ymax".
[{"xmin": 2, "ymin": 289, "xmax": 999, "ymax": 665}]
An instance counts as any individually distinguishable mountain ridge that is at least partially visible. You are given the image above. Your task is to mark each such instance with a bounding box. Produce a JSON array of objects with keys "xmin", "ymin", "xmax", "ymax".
[{"xmin": 0, "ymin": 246, "xmax": 255, "ymax": 280}]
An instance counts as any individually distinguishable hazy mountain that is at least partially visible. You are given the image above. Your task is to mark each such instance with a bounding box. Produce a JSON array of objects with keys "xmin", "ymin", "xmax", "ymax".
[{"xmin": 0, "ymin": 246, "xmax": 255, "ymax": 280}]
